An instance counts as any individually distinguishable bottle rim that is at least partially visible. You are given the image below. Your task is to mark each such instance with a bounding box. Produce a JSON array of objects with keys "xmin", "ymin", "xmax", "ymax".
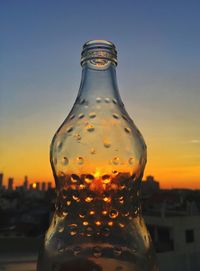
[{"xmin": 81, "ymin": 39, "xmax": 117, "ymax": 66}]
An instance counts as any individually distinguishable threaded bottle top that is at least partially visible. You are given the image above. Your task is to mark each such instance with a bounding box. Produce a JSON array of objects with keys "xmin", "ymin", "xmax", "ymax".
[{"xmin": 81, "ymin": 40, "xmax": 117, "ymax": 66}]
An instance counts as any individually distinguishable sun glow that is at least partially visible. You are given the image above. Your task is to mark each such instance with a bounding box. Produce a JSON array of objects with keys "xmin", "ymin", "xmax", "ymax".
[{"xmin": 94, "ymin": 169, "xmax": 101, "ymax": 178}]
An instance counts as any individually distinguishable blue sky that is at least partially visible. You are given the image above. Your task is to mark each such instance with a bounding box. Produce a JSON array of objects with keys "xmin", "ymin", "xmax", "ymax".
[{"xmin": 0, "ymin": 0, "xmax": 200, "ymax": 188}]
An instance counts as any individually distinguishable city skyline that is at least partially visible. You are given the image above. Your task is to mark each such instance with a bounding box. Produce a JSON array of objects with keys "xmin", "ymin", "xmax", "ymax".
[
  {"xmin": 0, "ymin": 1, "xmax": 200, "ymax": 189},
  {"xmin": 0, "ymin": 172, "xmax": 52, "ymax": 190},
  {"xmin": 0, "ymin": 171, "xmax": 199, "ymax": 190}
]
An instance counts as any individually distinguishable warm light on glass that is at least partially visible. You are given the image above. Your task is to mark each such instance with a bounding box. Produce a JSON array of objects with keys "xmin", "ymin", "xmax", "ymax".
[{"xmin": 37, "ymin": 40, "xmax": 158, "ymax": 271}]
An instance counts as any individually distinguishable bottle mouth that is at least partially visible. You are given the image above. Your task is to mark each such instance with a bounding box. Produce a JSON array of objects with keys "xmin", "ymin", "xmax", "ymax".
[{"xmin": 81, "ymin": 40, "xmax": 117, "ymax": 66}]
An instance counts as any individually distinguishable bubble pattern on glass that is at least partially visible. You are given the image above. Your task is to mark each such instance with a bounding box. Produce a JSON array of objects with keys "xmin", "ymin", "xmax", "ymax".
[
  {"xmin": 52, "ymin": 96, "xmax": 146, "ymax": 239},
  {"xmin": 53, "ymin": 96, "xmax": 145, "ymax": 175},
  {"xmin": 55, "ymin": 173, "xmax": 141, "ymax": 239}
]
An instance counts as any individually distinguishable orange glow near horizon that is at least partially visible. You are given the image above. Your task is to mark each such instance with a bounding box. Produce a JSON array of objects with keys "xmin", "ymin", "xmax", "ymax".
[
  {"xmin": 0, "ymin": 135, "xmax": 200, "ymax": 189},
  {"xmin": 1, "ymin": 159, "xmax": 199, "ymax": 190},
  {"xmin": 1, "ymin": 174, "xmax": 200, "ymax": 190},
  {"xmin": 0, "ymin": 104, "xmax": 199, "ymax": 190}
]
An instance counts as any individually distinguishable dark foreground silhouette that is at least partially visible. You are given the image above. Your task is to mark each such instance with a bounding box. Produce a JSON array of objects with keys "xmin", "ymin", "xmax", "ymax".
[{"xmin": 56, "ymin": 258, "xmax": 102, "ymax": 271}]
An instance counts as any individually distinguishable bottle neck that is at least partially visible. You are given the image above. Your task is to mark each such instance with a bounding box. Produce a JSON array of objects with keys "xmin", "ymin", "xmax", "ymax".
[{"xmin": 77, "ymin": 62, "xmax": 121, "ymax": 103}]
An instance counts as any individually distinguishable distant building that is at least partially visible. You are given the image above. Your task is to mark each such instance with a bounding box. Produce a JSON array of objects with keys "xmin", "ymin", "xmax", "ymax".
[
  {"xmin": 8, "ymin": 177, "xmax": 14, "ymax": 191},
  {"xmin": 23, "ymin": 175, "xmax": 28, "ymax": 190},
  {"xmin": 47, "ymin": 182, "xmax": 52, "ymax": 190},
  {"xmin": 0, "ymin": 173, "xmax": 3, "ymax": 189},
  {"xmin": 29, "ymin": 183, "xmax": 34, "ymax": 190},
  {"xmin": 36, "ymin": 182, "xmax": 40, "ymax": 190},
  {"xmin": 15, "ymin": 185, "xmax": 23, "ymax": 192},
  {"xmin": 41, "ymin": 182, "xmax": 46, "ymax": 191},
  {"xmin": 142, "ymin": 175, "xmax": 160, "ymax": 194}
]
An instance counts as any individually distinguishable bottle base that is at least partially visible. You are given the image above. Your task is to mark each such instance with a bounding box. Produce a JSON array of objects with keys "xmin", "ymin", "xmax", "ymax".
[{"xmin": 37, "ymin": 244, "xmax": 158, "ymax": 271}]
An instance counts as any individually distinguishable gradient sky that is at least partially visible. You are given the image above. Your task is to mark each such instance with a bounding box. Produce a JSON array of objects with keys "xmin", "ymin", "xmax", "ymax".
[{"xmin": 0, "ymin": 0, "xmax": 200, "ymax": 189}]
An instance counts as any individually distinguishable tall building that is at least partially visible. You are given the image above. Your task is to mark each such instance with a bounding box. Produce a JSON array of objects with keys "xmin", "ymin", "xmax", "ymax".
[
  {"xmin": 41, "ymin": 182, "xmax": 46, "ymax": 191},
  {"xmin": 47, "ymin": 182, "xmax": 52, "ymax": 190},
  {"xmin": 23, "ymin": 175, "xmax": 28, "ymax": 190},
  {"xmin": 36, "ymin": 182, "xmax": 40, "ymax": 190},
  {"xmin": 0, "ymin": 173, "xmax": 3, "ymax": 189},
  {"xmin": 8, "ymin": 177, "xmax": 14, "ymax": 191}
]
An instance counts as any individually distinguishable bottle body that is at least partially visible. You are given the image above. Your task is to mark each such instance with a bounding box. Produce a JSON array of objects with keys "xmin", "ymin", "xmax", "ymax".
[{"xmin": 37, "ymin": 40, "xmax": 158, "ymax": 271}]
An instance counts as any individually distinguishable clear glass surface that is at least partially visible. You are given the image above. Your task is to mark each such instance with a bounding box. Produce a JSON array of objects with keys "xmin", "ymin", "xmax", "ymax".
[{"xmin": 37, "ymin": 40, "xmax": 158, "ymax": 271}]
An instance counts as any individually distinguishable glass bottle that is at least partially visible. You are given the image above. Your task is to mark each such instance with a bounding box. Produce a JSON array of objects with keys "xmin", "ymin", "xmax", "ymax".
[{"xmin": 37, "ymin": 40, "xmax": 158, "ymax": 271}]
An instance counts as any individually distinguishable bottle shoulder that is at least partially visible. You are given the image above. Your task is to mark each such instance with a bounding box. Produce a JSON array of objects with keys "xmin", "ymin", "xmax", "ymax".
[
  {"xmin": 51, "ymin": 97, "xmax": 146, "ymax": 149},
  {"xmin": 50, "ymin": 97, "xmax": 147, "ymax": 179}
]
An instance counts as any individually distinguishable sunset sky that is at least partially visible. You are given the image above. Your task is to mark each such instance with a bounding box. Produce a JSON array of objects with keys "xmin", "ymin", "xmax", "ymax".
[{"xmin": 0, "ymin": 1, "xmax": 200, "ymax": 189}]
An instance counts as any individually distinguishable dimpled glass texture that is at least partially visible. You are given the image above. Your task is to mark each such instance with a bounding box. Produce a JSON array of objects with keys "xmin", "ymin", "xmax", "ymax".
[{"xmin": 37, "ymin": 40, "xmax": 158, "ymax": 271}]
